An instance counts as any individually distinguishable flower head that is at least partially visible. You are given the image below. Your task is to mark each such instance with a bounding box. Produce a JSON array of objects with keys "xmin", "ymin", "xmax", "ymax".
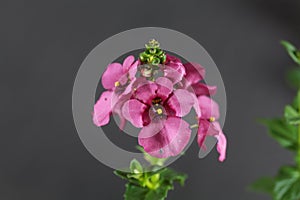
[
  {"xmin": 92, "ymin": 41, "xmax": 227, "ymax": 161},
  {"xmin": 122, "ymin": 77, "xmax": 195, "ymax": 158}
]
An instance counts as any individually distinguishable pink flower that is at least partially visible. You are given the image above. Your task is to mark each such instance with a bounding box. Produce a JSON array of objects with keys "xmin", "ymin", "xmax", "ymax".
[
  {"xmin": 122, "ymin": 77, "xmax": 195, "ymax": 158},
  {"xmin": 162, "ymin": 54, "xmax": 186, "ymax": 83},
  {"xmin": 101, "ymin": 55, "xmax": 138, "ymax": 90},
  {"xmin": 183, "ymin": 62, "xmax": 217, "ymax": 96},
  {"xmin": 196, "ymin": 95, "xmax": 227, "ymax": 162},
  {"xmin": 93, "ymin": 56, "xmax": 138, "ymax": 127}
]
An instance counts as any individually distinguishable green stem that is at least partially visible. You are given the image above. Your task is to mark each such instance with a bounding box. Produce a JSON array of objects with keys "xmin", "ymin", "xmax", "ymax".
[{"xmin": 297, "ymin": 89, "xmax": 300, "ymax": 169}]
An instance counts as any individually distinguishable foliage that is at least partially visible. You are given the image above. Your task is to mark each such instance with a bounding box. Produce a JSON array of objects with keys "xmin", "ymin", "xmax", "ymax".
[
  {"xmin": 250, "ymin": 41, "xmax": 300, "ymax": 199},
  {"xmin": 114, "ymin": 147, "xmax": 187, "ymax": 200}
]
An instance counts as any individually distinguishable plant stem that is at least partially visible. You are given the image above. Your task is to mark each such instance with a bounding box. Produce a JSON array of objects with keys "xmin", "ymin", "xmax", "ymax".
[{"xmin": 297, "ymin": 89, "xmax": 300, "ymax": 169}]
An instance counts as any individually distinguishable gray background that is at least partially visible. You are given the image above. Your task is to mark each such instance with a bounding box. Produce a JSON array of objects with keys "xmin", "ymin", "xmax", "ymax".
[{"xmin": 2, "ymin": 0, "xmax": 300, "ymax": 199}]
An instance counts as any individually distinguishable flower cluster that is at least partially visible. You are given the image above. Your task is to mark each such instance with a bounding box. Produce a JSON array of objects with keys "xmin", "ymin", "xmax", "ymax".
[{"xmin": 93, "ymin": 40, "xmax": 227, "ymax": 162}]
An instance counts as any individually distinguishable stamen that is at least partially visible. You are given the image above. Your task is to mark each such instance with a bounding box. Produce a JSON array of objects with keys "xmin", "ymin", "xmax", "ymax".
[
  {"xmin": 156, "ymin": 108, "xmax": 163, "ymax": 115},
  {"xmin": 209, "ymin": 117, "xmax": 215, "ymax": 122},
  {"xmin": 152, "ymin": 97, "xmax": 162, "ymax": 105},
  {"xmin": 114, "ymin": 81, "xmax": 120, "ymax": 87}
]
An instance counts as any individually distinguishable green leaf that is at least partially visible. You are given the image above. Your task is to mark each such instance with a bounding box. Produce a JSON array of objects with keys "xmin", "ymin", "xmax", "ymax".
[
  {"xmin": 286, "ymin": 68, "xmax": 300, "ymax": 89},
  {"xmin": 281, "ymin": 40, "xmax": 300, "ymax": 65},
  {"xmin": 123, "ymin": 168, "xmax": 187, "ymax": 200},
  {"xmin": 284, "ymin": 105, "xmax": 300, "ymax": 125},
  {"xmin": 273, "ymin": 166, "xmax": 300, "ymax": 200},
  {"xmin": 259, "ymin": 118, "xmax": 298, "ymax": 151},
  {"xmin": 124, "ymin": 183, "xmax": 172, "ymax": 200},
  {"xmin": 249, "ymin": 177, "xmax": 275, "ymax": 195},
  {"xmin": 130, "ymin": 159, "xmax": 143, "ymax": 174},
  {"xmin": 159, "ymin": 168, "xmax": 188, "ymax": 186},
  {"xmin": 124, "ymin": 183, "xmax": 149, "ymax": 200},
  {"xmin": 114, "ymin": 170, "xmax": 130, "ymax": 180}
]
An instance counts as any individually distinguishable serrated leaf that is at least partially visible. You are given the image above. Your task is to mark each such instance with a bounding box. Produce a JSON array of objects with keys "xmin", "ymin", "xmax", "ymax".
[
  {"xmin": 130, "ymin": 159, "xmax": 143, "ymax": 174},
  {"xmin": 284, "ymin": 105, "xmax": 300, "ymax": 125},
  {"xmin": 114, "ymin": 170, "xmax": 130, "ymax": 180},
  {"xmin": 259, "ymin": 118, "xmax": 298, "ymax": 151},
  {"xmin": 124, "ymin": 183, "xmax": 149, "ymax": 200},
  {"xmin": 160, "ymin": 168, "xmax": 188, "ymax": 186},
  {"xmin": 274, "ymin": 166, "xmax": 300, "ymax": 200},
  {"xmin": 249, "ymin": 177, "xmax": 275, "ymax": 195},
  {"xmin": 144, "ymin": 186, "xmax": 171, "ymax": 200},
  {"xmin": 281, "ymin": 40, "xmax": 300, "ymax": 65},
  {"xmin": 124, "ymin": 183, "xmax": 171, "ymax": 200}
]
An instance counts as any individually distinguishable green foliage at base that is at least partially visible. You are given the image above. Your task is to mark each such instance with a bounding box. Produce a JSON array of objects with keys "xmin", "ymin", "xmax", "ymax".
[{"xmin": 114, "ymin": 148, "xmax": 187, "ymax": 200}]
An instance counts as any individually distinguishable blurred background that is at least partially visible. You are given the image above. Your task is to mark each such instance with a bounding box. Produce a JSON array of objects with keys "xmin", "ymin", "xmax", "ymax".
[{"xmin": 2, "ymin": 0, "xmax": 300, "ymax": 199}]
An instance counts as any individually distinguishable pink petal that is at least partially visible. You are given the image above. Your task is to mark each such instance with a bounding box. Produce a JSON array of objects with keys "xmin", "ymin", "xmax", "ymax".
[
  {"xmin": 191, "ymin": 92, "xmax": 201, "ymax": 117},
  {"xmin": 198, "ymin": 95, "xmax": 220, "ymax": 119},
  {"xmin": 192, "ymin": 82, "xmax": 217, "ymax": 96},
  {"xmin": 197, "ymin": 119, "xmax": 219, "ymax": 148},
  {"xmin": 184, "ymin": 62, "xmax": 205, "ymax": 85},
  {"xmin": 112, "ymin": 93, "xmax": 131, "ymax": 130},
  {"xmin": 122, "ymin": 99, "xmax": 148, "ymax": 128},
  {"xmin": 163, "ymin": 66, "xmax": 185, "ymax": 84},
  {"xmin": 122, "ymin": 55, "xmax": 135, "ymax": 72},
  {"xmin": 163, "ymin": 55, "xmax": 186, "ymax": 83},
  {"xmin": 213, "ymin": 122, "xmax": 227, "ymax": 162},
  {"xmin": 122, "ymin": 78, "xmax": 136, "ymax": 96},
  {"xmin": 93, "ymin": 91, "xmax": 113, "ymax": 126},
  {"xmin": 155, "ymin": 77, "xmax": 173, "ymax": 101},
  {"xmin": 101, "ymin": 63, "xmax": 124, "ymax": 90},
  {"xmin": 138, "ymin": 119, "xmax": 165, "ymax": 139},
  {"xmin": 128, "ymin": 61, "xmax": 138, "ymax": 80},
  {"xmin": 197, "ymin": 120, "xmax": 227, "ymax": 162},
  {"xmin": 139, "ymin": 117, "xmax": 191, "ymax": 158},
  {"xmin": 135, "ymin": 81, "xmax": 158, "ymax": 105},
  {"xmin": 165, "ymin": 54, "xmax": 182, "ymax": 64},
  {"xmin": 166, "ymin": 89, "xmax": 195, "ymax": 117}
]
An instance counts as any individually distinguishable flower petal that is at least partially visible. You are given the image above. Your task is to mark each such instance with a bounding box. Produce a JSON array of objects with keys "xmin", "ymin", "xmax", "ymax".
[
  {"xmin": 93, "ymin": 91, "xmax": 113, "ymax": 126},
  {"xmin": 122, "ymin": 55, "xmax": 135, "ymax": 72},
  {"xmin": 128, "ymin": 61, "xmax": 138, "ymax": 80},
  {"xmin": 184, "ymin": 62, "xmax": 205, "ymax": 85},
  {"xmin": 192, "ymin": 82, "xmax": 217, "ymax": 96},
  {"xmin": 197, "ymin": 120, "xmax": 227, "ymax": 162},
  {"xmin": 139, "ymin": 117, "xmax": 191, "ymax": 158},
  {"xmin": 135, "ymin": 81, "xmax": 158, "ymax": 105},
  {"xmin": 163, "ymin": 66, "xmax": 185, "ymax": 84},
  {"xmin": 166, "ymin": 89, "xmax": 195, "ymax": 117},
  {"xmin": 198, "ymin": 95, "xmax": 220, "ymax": 119},
  {"xmin": 197, "ymin": 119, "xmax": 219, "ymax": 148},
  {"xmin": 112, "ymin": 93, "xmax": 131, "ymax": 130},
  {"xmin": 101, "ymin": 63, "xmax": 124, "ymax": 90},
  {"xmin": 163, "ymin": 55, "xmax": 186, "ymax": 83},
  {"xmin": 213, "ymin": 122, "xmax": 227, "ymax": 162},
  {"xmin": 122, "ymin": 99, "xmax": 148, "ymax": 128},
  {"xmin": 155, "ymin": 77, "xmax": 173, "ymax": 101},
  {"xmin": 138, "ymin": 119, "xmax": 165, "ymax": 139},
  {"xmin": 191, "ymin": 92, "xmax": 201, "ymax": 117}
]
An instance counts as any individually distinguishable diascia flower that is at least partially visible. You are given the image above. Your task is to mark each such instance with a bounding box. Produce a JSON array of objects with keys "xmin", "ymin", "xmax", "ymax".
[
  {"xmin": 181, "ymin": 62, "xmax": 227, "ymax": 162},
  {"xmin": 122, "ymin": 77, "xmax": 195, "ymax": 158},
  {"xmin": 196, "ymin": 96, "xmax": 227, "ymax": 162},
  {"xmin": 93, "ymin": 55, "xmax": 138, "ymax": 127}
]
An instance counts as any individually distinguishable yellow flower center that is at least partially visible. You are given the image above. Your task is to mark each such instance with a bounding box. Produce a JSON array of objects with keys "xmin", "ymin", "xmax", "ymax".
[
  {"xmin": 156, "ymin": 108, "xmax": 163, "ymax": 115},
  {"xmin": 114, "ymin": 81, "xmax": 120, "ymax": 87},
  {"xmin": 209, "ymin": 117, "xmax": 215, "ymax": 122}
]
